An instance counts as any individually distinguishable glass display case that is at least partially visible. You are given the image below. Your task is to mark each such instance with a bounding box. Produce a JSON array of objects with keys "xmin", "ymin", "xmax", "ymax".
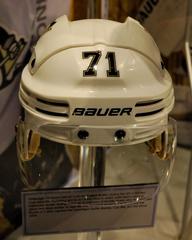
[{"xmin": 1, "ymin": 1, "xmax": 192, "ymax": 240}]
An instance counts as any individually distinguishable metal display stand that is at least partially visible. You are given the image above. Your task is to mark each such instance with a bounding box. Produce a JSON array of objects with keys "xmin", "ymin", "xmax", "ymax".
[
  {"xmin": 76, "ymin": 2, "xmax": 104, "ymax": 239},
  {"xmin": 78, "ymin": 146, "xmax": 105, "ymax": 240}
]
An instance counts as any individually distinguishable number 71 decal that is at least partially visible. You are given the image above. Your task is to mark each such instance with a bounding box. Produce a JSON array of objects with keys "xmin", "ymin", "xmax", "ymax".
[{"xmin": 82, "ymin": 51, "xmax": 120, "ymax": 77}]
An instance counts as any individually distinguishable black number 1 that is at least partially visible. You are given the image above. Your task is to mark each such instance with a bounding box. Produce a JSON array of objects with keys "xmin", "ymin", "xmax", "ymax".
[
  {"xmin": 105, "ymin": 52, "xmax": 120, "ymax": 77},
  {"xmin": 82, "ymin": 51, "xmax": 120, "ymax": 77}
]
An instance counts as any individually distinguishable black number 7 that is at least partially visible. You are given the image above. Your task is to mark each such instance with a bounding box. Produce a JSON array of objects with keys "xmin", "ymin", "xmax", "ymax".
[{"xmin": 82, "ymin": 51, "xmax": 120, "ymax": 77}]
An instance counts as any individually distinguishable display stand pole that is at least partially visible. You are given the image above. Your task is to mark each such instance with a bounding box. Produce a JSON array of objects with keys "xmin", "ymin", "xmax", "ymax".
[
  {"xmin": 78, "ymin": 146, "xmax": 105, "ymax": 240},
  {"xmin": 77, "ymin": 2, "xmax": 106, "ymax": 239}
]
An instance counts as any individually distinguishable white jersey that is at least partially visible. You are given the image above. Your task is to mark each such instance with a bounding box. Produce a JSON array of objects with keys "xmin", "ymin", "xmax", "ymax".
[
  {"xmin": 0, "ymin": 0, "xmax": 70, "ymax": 154},
  {"xmin": 136, "ymin": 0, "xmax": 188, "ymax": 56}
]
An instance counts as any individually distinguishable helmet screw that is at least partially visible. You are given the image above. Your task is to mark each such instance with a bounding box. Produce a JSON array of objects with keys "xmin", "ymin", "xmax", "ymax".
[
  {"xmin": 78, "ymin": 130, "xmax": 89, "ymax": 140},
  {"xmin": 114, "ymin": 130, "xmax": 126, "ymax": 142}
]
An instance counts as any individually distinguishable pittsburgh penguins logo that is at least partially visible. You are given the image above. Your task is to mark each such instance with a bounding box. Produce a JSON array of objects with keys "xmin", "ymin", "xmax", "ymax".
[{"xmin": 0, "ymin": 27, "xmax": 26, "ymax": 90}]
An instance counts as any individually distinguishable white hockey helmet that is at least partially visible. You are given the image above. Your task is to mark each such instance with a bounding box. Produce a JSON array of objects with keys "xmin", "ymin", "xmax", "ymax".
[
  {"xmin": 17, "ymin": 16, "xmax": 176, "ymax": 189},
  {"xmin": 19, "ymin": 15, "xmax": 174, "ymax": 146}
]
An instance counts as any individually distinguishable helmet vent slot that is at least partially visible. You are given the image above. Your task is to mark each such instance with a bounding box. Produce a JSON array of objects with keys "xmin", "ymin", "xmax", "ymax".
[
  {"xmin": 135, "ymin": 99, "xmax": 163, "ymax": 107},
  {"xmin": 135, "ymin": 108, "xmax": 164, "ymax": 117},
  {"xmin": 20, "ymin": 85, "xmax": 69, "ymax": 118},
  {"xmin": 34, "ymin": 98, "xmax": 69, "ymax": 118},
  {"xmin": 35, "ymin": 108, "xmax": 68, "ymax": 117},
  {"xmin": 36, "ymin": 98, "xmax": 69, "ymax": 107}
]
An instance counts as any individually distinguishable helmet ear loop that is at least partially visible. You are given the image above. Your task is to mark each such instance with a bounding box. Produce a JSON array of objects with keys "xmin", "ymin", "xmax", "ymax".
[
  {"xmin": 156, "ymin": 130, "xmax": 168, "ymax": 160},
  {"xmin": 27, "ymin": 130, "xmax": 41, "ymax": 161},
  {"xmin": 16, "ymin": 122, "xmax": 36, "ymax": 187},
  {"xmin": 19, "ymin": 125, "xmax": 41, "ymax": 161},
  {"xmin": 146, "ymin": 130, "xmax": 168, "ymax": 160},
  {"xmin": 146, "ymin": 130, "xmax": 172, "ymax": 190}
]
